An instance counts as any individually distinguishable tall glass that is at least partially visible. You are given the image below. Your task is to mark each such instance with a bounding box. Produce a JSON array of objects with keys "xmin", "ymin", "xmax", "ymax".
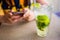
[{"xmin": 33, "ymin": 0, "xmax": 52, "ymax": 37}]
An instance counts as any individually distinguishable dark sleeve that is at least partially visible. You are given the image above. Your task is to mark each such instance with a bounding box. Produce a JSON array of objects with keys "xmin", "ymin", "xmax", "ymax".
[
  {"xmin": 0, "ymin": 0, "xmax": 2, "ymax": 3},
  {"xmin": 24, "ymin": 0, "xmax": 31, "ymax": 8},
  {"xmin": 2, "ymin": 0, "xmax": 10, "ymax": 9},
  {"xmin": 14, "ymin": 0, "xmax": 20, "ymax": 9}
]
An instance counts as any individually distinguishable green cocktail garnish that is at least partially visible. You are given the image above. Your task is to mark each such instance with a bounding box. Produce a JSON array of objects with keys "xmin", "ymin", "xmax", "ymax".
[
  {"xmin": 31, "ymin": 3, "xmax": 41, "ymax": 8},
  {"xmin": 36, "ymin": 15, "xmax": 50, "ymax": 31}
]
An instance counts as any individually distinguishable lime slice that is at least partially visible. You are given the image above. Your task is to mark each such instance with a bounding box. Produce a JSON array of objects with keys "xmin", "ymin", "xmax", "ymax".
[
  {"xmin": 37, "ymin": 15, "xmax": 49, "ymax": 21},
  {"xmin": 31, "ymin": 3, "xmax": 41, "ymax": 8},
  {"xmin": 36, "ymin": 15, "xmax": 50, "ymax": 31},
  {"xmin": 34, "ymin": 3, "xmax": 41, "ymax": 8}
]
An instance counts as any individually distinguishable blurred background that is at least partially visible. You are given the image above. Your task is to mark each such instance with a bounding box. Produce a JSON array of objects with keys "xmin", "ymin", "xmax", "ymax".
[{"xmin": 47, "ymin": 0, "xmax": 60, "ymax": 12}]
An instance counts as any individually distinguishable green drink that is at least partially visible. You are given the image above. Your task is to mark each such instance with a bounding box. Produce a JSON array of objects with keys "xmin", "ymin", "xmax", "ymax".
[{"xmin": 36, "ymin": 15, "xmax": 50, "ymax": 37}]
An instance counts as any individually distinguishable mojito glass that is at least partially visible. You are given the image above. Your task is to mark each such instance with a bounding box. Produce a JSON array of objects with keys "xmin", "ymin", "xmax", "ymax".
[
  {"xmin": 32, "ymin": 0, "xmax": 52, "ymax": 37},
  {"xmin": 36, "ymin": 15, "xmax": 50, "ymax": 37}
]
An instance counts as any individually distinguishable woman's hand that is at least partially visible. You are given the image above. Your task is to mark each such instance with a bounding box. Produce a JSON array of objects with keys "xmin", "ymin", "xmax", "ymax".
[
  {"xmin": 2, "ymin": 10, "xmax": 21, "ymax": 24},
  {"xmin": 23, "ymin": 8, "xmax": 35, "ymax": 21},
  {"xmin": 1, "ymin": 8, "xmax": 35, "ymax": 24}
]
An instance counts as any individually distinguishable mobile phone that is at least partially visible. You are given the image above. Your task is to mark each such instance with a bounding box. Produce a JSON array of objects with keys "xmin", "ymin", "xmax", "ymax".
[{"xmin": 12, "ymin": 12, "xmax": 24, "ymax": 17}]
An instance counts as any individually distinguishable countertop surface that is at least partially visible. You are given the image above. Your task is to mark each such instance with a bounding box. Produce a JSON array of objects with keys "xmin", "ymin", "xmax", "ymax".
[{"xmin": 0, "ymin": 14, "xmax": 60, "ymax": 40}]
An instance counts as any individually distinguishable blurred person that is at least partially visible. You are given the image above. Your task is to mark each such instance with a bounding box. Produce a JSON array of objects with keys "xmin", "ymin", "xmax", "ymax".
[{"xmin": 0, "ymin": 0, "xmax": 48, "ymax": 24}]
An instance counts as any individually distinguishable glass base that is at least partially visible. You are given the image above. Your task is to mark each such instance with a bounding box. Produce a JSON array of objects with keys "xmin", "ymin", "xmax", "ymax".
[{"xmin": 37, "ymin": 27, "xmax": 48, "ymax": 37}]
